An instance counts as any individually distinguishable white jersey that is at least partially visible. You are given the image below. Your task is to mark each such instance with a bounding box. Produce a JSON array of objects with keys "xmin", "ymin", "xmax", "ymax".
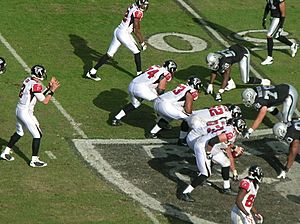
[
  {"xmin": 132, "ymin": 65, "xmax": 172, "ymax": 87},
  {"xmin": 159, "ymin": 83, "xmax": 198, "ymax": 105},
  {"xmin": 119, "ymin": 4, "xmax": 144, "ymax": 33},
  {"xmin": 188, "ymin": 105, "xmax": 232, "ymax": 129},
  {"xmin": 17, "ymin": 77, "xmax": 45, "ymax": 111},
  {"xmin": 239, "ymin": 178, "xmax": 259, "ymax": 214}
]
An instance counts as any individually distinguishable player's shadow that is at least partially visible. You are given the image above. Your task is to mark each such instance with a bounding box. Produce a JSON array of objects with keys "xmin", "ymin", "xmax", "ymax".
[
  {"xmin": 0, "ymin": 137, "xmax": 30, "ymax": 164},
  {"xmin": 69, "ymin": 34, "xmax": 135, "ymax": 79},
  {"xmin": 174, "ymin": 65, "xmax": 211, "ymax": 83},
  {"xmin": 92, "ymin": 88, "xmax": 156, "ymax": 131},
  {"xmin": 162, "ymin": 203, "xmax": 193, "ymax": 223}
]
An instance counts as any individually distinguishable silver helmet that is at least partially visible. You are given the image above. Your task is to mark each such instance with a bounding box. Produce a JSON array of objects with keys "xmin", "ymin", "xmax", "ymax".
[
  {"xmin": 206, "ymin": 53, "xmax": 221, "ymax": 71},
  {"xmin": 273, "ymin": 122, "xmax": 288, "ymax": 141},
  {"xmin": 242, "ymin": 88, "xmax": 257, "ymax": 107}
]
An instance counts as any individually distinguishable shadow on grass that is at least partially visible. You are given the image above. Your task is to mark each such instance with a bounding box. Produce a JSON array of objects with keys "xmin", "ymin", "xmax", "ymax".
[
  {"xmin": 69, "ymin": 34, "xmax": 135, "ymax": 79},
  {"xmin": 0, "ymin": 137, "xmax": 30, "ymax": 164}
]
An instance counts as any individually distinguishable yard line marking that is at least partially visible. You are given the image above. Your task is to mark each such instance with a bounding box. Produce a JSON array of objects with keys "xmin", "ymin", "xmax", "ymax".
[
  {"xmin": 45, "ymin": 151, "xmax": 57, "ymax": 159},
  {"xmin": 0, "ymin": 32, "xmax": 88, "ymax": 139},
  {"xmin": 176, "ymin": 0, "xmax": 300, "ymax": 117}
]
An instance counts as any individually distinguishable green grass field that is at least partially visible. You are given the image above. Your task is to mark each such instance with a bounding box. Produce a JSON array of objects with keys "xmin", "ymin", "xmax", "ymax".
[{"xmin": 0, "ymin": 0, "xmax": 299, "ymax": 223}]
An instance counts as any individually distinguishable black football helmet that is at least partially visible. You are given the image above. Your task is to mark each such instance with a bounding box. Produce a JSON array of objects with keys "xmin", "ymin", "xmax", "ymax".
[
  {"xmin": 136, "ymin": 0, "xmax": 149, "ymax": 11},
  {"xmin": 248, "ymin": 165, "xmax": 263, "ymax": 183},
  {"xmin": 0, "ymin": 57, "xmax": 7, "ymax": 75},
  {"xmin": 31, "ymin": 65, "xmax": 47, "ymax": 81},
  {"xmin": 163, "ymin": 60, "xmax": 177, "ymax": 74},
  {"xmin": 187, "ymin": 76, "xmax": 202, "ymax": 90},
  {"xmin": 228, "ymin": 104, "xmax": 242, "ymax": 118},
  {"xmin": 231, "ymin": 117, "xmax": 247, "ymax": 133}
]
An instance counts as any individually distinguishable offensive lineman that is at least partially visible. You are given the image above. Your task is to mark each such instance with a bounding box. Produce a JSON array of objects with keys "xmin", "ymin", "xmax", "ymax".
[
  {"xmin": 146, "ymin": 76, "xmax": 201, "ymax": 140},
  {"xmin": 179, "ymin": 117, "xmax": 247, "ymax": 202},
  {"xmin": 0, "ymin": 65, "xmax": 60, "ymax": 167},
  {"xmin": 242, "ymin": 84, "xmax": 298, "ymax": 139},
  {"xmin": 206, "ymin": 44, "xmax": 271, "ymax": 102},
  {"xmin": 273, "ymin": 119, "xmax": 300, "ymax": 179},
  {"xmin": 231, "ymin": 165, "xmax": 264, "ymax": 224},
  {"xmin": 111, "ymin": 60, "xmax": 177, "ymax": 126},
  {"xmin": 86, "ymin": 0, "xmax": 149, "ymax": 81},
  {"xmin": 261, "ymin": 0, "xmax": 298, "ymax": 65}
]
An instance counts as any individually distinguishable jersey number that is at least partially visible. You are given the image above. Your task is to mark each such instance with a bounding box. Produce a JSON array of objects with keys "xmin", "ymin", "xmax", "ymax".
[
  {"xmin": 173, "ymin": 84, "xmax": 186, "ymax": 95},
  {"xmin": 18, "ymin": 84, "xmax": 25, "ymax": 98},
  {"xmin": 209, "ymin": 106, "xmax": 225, "ymax": 116},
  {"xmin": 245, "ymin": 194, "xmax": 255, "ymax": 207}
]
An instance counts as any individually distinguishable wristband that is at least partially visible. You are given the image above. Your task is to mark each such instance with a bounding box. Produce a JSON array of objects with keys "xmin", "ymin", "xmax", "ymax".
[{"xmin": 48, "ymin": 90, "xmax": 54, "ymax": 96}]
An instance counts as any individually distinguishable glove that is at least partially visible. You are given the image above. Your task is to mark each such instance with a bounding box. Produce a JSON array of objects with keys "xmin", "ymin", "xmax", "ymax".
[
  {"xmin": 233, "ymin": 170, "xmax": 239, "ymax": 181},
  {"xmin": 206, "ymin": 84, "xmax": 213, "ymax": 94},
  {"xmin": 141, "ymin": 42, "xmax": 147, "ymax": 51},
  {"xmin": 243, "ymin": 128, "xmax": 253, "ymax": 139},
  {"xmin": 254, "ymin": 213, "xmax": 264, "ymax": 224},
  {"xmin": 262, "ymin": 18, "xmax": 267, "ymax": 29}
]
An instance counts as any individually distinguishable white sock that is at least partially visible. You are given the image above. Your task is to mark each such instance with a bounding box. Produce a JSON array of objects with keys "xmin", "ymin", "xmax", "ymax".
[
  {"xmin": 183, "ymin": 185, "xmax": 194, "ymax": 194},
  {"xmin": 3, "ymin": 147, "xmax": 11, "ymax": 154},
  {"xmin": 223, "ymin": 180, "xmax": 230, "ymax": 189},
  {"xmin": 115, "ymin": 110, "xmax": 126, "ymax": 120},
  {"xmin": 90, "ymin": 68, "xmax": 97, "ymax": 75},
  {"xmin": 150, "ymin": 125, "xmax": 162, "ymax": 134},
  {"xmin": 32, "ymin": 156, "xmax": 38, "ymax": 162}
]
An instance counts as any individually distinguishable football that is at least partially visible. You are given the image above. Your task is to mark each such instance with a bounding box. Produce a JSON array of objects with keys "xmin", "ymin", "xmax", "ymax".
[{"xmin": 231, "ymin": 145, "xmax": 244, "ymax": 158}]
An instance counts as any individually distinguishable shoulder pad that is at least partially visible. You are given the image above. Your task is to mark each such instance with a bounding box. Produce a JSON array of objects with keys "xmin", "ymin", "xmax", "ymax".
[
  {"xmin": 134, "ymin": 10, "xmax": 143, "ymax": 20},
  {"xmin": 190, "ymin": 89, "xmax": 199, "ymax": 101},
  {"xmin": 32, "ymin": 83, "xmax": 43, "ymax": 93},
  {"xmin": 165, "ymin": 72, "xmax": 172, "ymax": 82},
  {"xmin": 239, "ymin": 179, "xmax": 251, "ymax": 191}
]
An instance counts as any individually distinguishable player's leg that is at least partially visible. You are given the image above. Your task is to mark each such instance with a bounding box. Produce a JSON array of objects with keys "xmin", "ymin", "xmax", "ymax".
[{"xmin": 282, "ymin": 85, "xmax": 298, "ymax": 122}]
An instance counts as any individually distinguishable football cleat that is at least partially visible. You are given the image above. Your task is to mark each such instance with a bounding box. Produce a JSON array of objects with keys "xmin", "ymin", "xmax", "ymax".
[
  {"xmin": 215, "ymin": 93, "xmax": 222, "ymax": 102},
  {"xmin": 291, "ymin": 43, "xmax": 298, "ymax": 58},
  {"xmin": 261, "ymin": 56, "xmax": 274, "ymax": 65},
  {"xmin": 224, "ymin": 79, "xmax": 236, "ymax": 91},
  {"xmin": 145, "ymin": 133, "xmax": 158, "ymax": 139},
  {"xmin": 277, "ymin": 170, "xmax": 286, "ymax": 179},
  {"xmin": 0, "ymin": 152, "xmax": 15, "ymax": 161},
  {"xmin": 86, "ymin": 71, "xmax": 101, "ymax": 81},
  {"xmin": 112, "ymin": 119, "xmax": 122, "ymax": 126},
  {"xmin": 30, "ymin": 158, "xmax": 47, "ymax": 168},
  {"xmin": 261, "ymin": 79, "xmax": 271, "ymax": 86},
  {"xmin": 179, "ymin": 193, "xmax": 195, "ymax": 202},
  {"xmin": 222, "ymin": 188, "xmax": 238, "ymax": 196},
  {"xmin": 136, "ymin": 71, "xmax": 143, "ymax": 76}
]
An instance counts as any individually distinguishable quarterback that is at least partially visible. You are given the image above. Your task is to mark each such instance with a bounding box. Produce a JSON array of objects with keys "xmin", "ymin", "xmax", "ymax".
[
  {"xmin": 0, "ymin": 65, "xmax": 60, "ymax": 167},
  {"xmin": 86, "ymin": 0, "xmax": 149, "ymax": 81}
]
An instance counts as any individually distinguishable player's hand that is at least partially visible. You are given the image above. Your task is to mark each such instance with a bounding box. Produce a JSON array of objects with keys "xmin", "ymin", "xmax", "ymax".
[
  {"xmin": 233, "ymin": 170, "xmax": 239, "ymax": 181},
  {"xmin": 254, "ymin": 213, "xmax": 264, "ymax": 224},
  {"xmin": 262, "ymin": 18, "xmax": 267, "ymax": 29},
  {"xmin": 49, "ymin": 76, "xmax": 60, "ymax": 92},
  {"xmin": 243, "ymin": 128, "xmax": 253, "ymax": 139},
  {"xmin": 206, "ymin": 84, "xmax": 213, "ymax": 94},
  {"xmin": 141, "ymin": 42, "xmax": 147, "ymax": 51}
]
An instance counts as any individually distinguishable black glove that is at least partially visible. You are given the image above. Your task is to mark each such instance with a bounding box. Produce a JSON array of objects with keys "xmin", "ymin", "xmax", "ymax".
[{"xmin": 262, "ymin": 18, "xmax": 267, "ymax": 29}]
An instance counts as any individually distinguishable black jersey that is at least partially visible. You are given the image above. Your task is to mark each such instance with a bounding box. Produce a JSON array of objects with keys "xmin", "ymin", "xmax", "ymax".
[
  {"xmin": 253, "ymin": 84, "xmax": 289, "ymax": 110},
  {"xmin": 285, "ymin": 120, "xmax": 300, "ymax": 144},
  {"xmin": 266, "ymin": 0, "xmax": 284, "ymax": 18},
  {"xmin": 216, "ymin": 44, "xmax": 247, "ymax": 74}
]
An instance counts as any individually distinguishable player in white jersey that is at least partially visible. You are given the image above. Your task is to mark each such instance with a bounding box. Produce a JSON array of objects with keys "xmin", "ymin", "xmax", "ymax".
[
  {"xmin": 231, "ymin": 165, "xmax": 264, "ymax": 224},
  {"xmin": 0, "ymin": 65, "xmax": 60, "ymax": 167},
  {"xmin": 146, "ymin": 76, "xmax": 201, "ymax": 139},
  {"xmin": 111, "ymin": 60, "xmax": 177, "ymax": 126},
  {"xmin": 179, "ymin": 117, "xmax": 247, "ymax": 202},
  {"xmin": 86, "ymin": 0, "xmax": 149, "ymax": 81}
]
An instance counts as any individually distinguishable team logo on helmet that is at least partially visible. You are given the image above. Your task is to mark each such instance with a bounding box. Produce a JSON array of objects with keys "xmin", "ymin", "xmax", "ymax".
[
  {"xmin": 187, "ymin": 76, "xmax": 202, "ymax": 90},
  {"xmin": 163, "ymin": 60, "xmax": 177, "ymax": 74},
  {"xmin": 242, "ymin": 88, "xmax": 257, "ymax": 107},
  {"xmin": 31, "ymin": 65, "xmax": 47, "ymax": 81},
  {"xmin": 248, "ymin": 165, "xmax": 263, "ymax": 183},
  {"xmin": 273, "ymin": 122, "xmax": 288, "ymax": 141}
]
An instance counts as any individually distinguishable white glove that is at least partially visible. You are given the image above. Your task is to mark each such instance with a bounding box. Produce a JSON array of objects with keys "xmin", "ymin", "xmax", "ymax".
[
  {"xmin": 254, "ymin": 213, "xmax": 264, "ymax": 223},
  {"xmin": 233, "ymin": 170, "xmax": 239, "ymax": 181},
  {"xmin": 243, "ymin": 128, "xmax": 253, "ymax": 139},
  {"xmin": 141, "ymin": 42, "xmax": 147, "ymax": 51},
  {"xmin": 207, "ymin": 84, "xmax": 213, "ymax": 94}
]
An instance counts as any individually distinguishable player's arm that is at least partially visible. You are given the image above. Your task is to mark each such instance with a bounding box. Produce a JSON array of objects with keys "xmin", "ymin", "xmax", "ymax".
[
  {"xmin": 133, "ymin": 17, "xmax": 144, "ymax": 44},
  {"xmin": 220, "ymin": 66, "xmax": 231, "ymax": 90},
  {"xmin": 279, "ymin": 1, "xmax": 286, "ymax": 28},
  {"xmin": 184, "ymin": 92, "xmax": 194, "ymax": 115},
  {"xmin": 156, "ymin": 76, "xmax": 167, "ymax": 95},
  {"xmin": 225, "ymin": 145, "xmax": 236, "ymax": 173},
  {"xmin": 286, "ymin": 139, "xmax": 300, "ymax": 170},
  {"xmin": 235, "ymin": 188, "xmax": 250, "ymax": 216},
  {"xmin": 250, "ymin": 106, "xmax": 268, "ymax": 131}
]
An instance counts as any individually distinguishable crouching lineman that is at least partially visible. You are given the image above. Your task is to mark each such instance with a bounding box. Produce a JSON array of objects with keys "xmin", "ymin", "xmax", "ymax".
[
  {"xmin": 273, "ymin": 119, "xmax": 300, "ymax": 179},
  {"xmin": 146, "ymin": 76, "xmax": 201, "ymax": 139},
  {"xmin": 242, "ymin": 84, "xmax": 298, "ymax": 139},
  {"xmin": 206, "ymin": 44, "xmax": 271, "ymax": 102},
  {"xmin": 231, "ymin": 165, "xmax": 264, "ymax": 224},
  {"xmin": 179, "ymin": 117, "xmax": 247, "ymax": 202},
  {"xmin": 112, "ymin": 60, "xmax": 177, "ymax": 126}
]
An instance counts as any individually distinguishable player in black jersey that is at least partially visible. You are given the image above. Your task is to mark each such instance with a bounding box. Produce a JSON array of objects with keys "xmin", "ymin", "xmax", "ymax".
[
  {"xmin": 242, "ymin": 84, "xmax": 298, "ymax": 138},
  {"xmin": 206, "ymin": 44, "xmax": 271, "ymax": 102},
  {"xmin": 273, "ymin": 119, "xmax": 300, "ymax": 179},
  {"xmin": 261, "ymin": 0, "xmax": 298, "ymax": 65}
]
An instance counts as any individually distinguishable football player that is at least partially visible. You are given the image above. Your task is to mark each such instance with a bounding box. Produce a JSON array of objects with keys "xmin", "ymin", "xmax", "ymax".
[
  {"xmin": 179, "ymin": 117, "xmax": 247, "ymax": 202},
  {"xmin": 0, "ymin": 57, "xmax": 7, "ymax": 74},
  {"xmin": 206, "ymin": 44, "xmax": 271, "ymax": 102},
  {"xmin": 242, "ymin": 84, "xmax": 298, "ymax": 139},
  {"xmin": 0, "ymin": 65, "xmax": 60, "ymax": 167},
  {"xmin": 231, "ymin": 165, "xmax": 264, "ymax": 224},
  {"xmin": 146, "ymin": 76, "xmax": 201, "ymax": 140},
  {"xmin": 261, "ymin": 0, "xmax": 298, "ymax": 65},
  {"xmin": 86, "ymin": 0, "xmax": 149, "ymax": 81},
  {"xmin": 273, "ymin": 119, "xmax": 300, "ymax": 179},
  {"xmin": 111, "ymin": 60, "xmax": 177, "ymax": 126}
]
